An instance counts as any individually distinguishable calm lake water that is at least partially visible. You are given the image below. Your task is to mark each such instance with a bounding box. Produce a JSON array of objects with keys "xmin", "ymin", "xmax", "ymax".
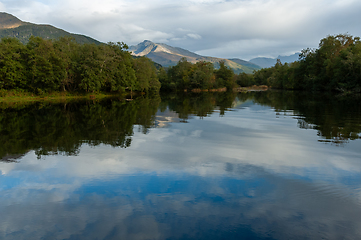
[{"xmin": 1, "ymin": 91, "xmax": 361, "ymax": 240}]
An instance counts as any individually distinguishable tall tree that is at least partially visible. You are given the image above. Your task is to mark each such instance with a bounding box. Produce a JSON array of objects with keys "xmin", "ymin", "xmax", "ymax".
[
  {"xmin": 214, "ymin": 61, "xmax": 235, "ymax": 90},
  {"xmin": 0, "ymin": 37, "xmax": 26, "ymax": 89},
  {"xmin": 133, "ymin": 56, "xmax": 161, "ymax": 92}
]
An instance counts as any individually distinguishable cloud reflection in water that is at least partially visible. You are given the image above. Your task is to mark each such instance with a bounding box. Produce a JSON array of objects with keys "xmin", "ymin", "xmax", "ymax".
[{"xmin": 0, "ymin": 99, "xmax": 361, "ymax": 239}]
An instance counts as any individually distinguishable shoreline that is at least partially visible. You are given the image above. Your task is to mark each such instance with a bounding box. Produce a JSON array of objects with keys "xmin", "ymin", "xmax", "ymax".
[
  {"xmin": 235, "ymin": 85, "xmax": 269, "ymax": 92},
  {"xmin": 0, "ymin": 86, "xmax": 270, "ymax": 104},
  {"xmin": 0, "ymin": 91, "xmax": 129, "ymax": 104}
]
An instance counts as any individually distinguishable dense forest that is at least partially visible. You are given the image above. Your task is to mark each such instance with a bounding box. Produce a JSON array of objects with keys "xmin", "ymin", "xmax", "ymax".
[
  {"xmin": 0, "ymin": 36, "xmax": 160, "ymax": 94},
  {"xmin": 0, "ymin": 35, "xmax": 239, "ymax": 96},
  {"xmin": 237, "ymin": 34, "xmax": 361, "ymax": 93}
]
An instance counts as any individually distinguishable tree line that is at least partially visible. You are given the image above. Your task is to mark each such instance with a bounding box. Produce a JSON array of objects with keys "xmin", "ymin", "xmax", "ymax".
[
  {"xmin": 237, "ymin": 34, "xmax": 361, "ymax": 93},
  {"xmin": 0, "ymin": 36, "xmax": 160, "ymax": 94},
  {"xmin": 158, "ymin": 58, "xmax": 237, "ymax": 91},
  {"xmin": 1, "ymin": 34, "xmax": 360, "ymax": 95}
]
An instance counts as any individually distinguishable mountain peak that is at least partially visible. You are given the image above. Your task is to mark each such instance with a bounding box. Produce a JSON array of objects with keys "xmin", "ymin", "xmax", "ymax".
[
  {"xmin": 128, "ymin": 40, "xmax": 261, "ymax": 74},
  {"xmin": 142, "ymin": 40, "xmax": 153, "ymax": 44},
  {"xmin": 140, "ymin": 40, "xmax": 155, "ymax": 47},
  {"xmin": 129, "ymin": 40, "xmax": 201, "ymax": 60},
  {"xmin": 130, "ymin": 40, "xmax": 157, "ymax": 56}
]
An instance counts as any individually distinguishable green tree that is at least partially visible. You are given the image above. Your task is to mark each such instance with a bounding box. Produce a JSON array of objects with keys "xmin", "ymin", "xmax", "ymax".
[
  {"xmin": 214, "ymin": 61, "xmax": 235, "ymax": 90},
  {"xmin": 158, "ymin": 67, "xmax": 176, "ymax": 91},
  {"xmin": 0, "ymin": 37, "xmax": 26, "ymax": 89},
  {"xmin": 52, "ymin": 37, "xmax": 79, "ymax": 91},
  {"xmin": 74, "ymin": 43, "xmax": 106, "ymax": 92},
  {"xmin": 168, "ymin": 57, "xmax": 193, "ymax": 90},
  {"xmin": 25, "ymin": 36, "xmax": 66, "ymax": 92},
  {"xmin": 236, "ymin": 72, "xmax": 255, "ymax": 87},
  {"xmin": 102, "ymin": 42, "xmax": 136, "ymax": 93},
  {"xmin": 190, "ymin": 61, "xmax": 214, "ymax": 89},
  {"xmin": 133, "ymin": 56, "xmax": 161, "ymax": 92}
]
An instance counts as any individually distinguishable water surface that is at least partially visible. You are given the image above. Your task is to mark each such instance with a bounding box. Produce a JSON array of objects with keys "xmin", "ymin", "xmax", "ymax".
[{"xmin": 1, "ymin": 91, "xmax": 361, "ymax": 240}]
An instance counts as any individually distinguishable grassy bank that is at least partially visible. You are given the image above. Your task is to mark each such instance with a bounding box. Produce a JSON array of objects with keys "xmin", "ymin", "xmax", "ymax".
[{"xmin": 0, "ymin": 89, "xmax": 129, "ymax": 103}]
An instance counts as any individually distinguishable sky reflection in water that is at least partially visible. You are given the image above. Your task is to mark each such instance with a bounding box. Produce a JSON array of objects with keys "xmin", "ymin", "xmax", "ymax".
[{"xmin": 1, "ymin": 93, "xmax": 361, "ymax": 240}]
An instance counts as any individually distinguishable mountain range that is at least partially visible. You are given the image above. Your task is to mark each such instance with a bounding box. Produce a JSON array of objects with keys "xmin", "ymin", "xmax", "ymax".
[
  {"xmin": 129, "ymin": 40, "xmax": 262, "ymax": 74},
  {"xmin": 0, "ymin": 12, "xmax": 101, "ymax": 45}
]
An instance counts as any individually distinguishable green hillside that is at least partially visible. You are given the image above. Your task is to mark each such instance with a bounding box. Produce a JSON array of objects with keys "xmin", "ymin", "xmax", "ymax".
[
  {"xmin": 228, "ymin": 58, "xmax": 262, "ymax": 72},
  {"xmin": 0, "ymin": 12, "xmax": 101, "ymax": 45},
  {"xmin": 203, "ymin": 57, "xmax": 260, "ymax": 74}
]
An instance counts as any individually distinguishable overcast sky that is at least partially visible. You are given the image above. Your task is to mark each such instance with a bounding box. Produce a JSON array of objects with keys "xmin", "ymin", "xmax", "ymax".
[{"xmin": 1, "ymin": 0, "xmax": 360, "ymax": 60}]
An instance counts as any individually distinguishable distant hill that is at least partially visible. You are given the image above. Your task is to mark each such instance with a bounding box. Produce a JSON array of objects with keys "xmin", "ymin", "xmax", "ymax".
[
  {"xmin": 249, "ymin": 53, "xmax": 300, "ymax": 68},
  {"xmin": 129, "ymin": 40, "xmax": 261, "ymax": 74},
  {"xmin": 228, "ymin": 58, "xmax": 264, "ymax": 71},
  {"xmin": 0, "ymin": 12, "xmax": 101, "ymax": 45}
]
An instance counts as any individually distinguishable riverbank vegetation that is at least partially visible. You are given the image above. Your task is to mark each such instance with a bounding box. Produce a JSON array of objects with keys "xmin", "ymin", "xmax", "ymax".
[
  {"xmin": 1, "ymin": 34, "xmax": 360, "ymax": 100},
  {"xmin": 0, "ymin": 36, "xmax": 161, "ymax": 95},
  {"xmin": 158, "ymin": 58, "xmax": 237, "ymax": 91},
  {"xmin": 0, "ymin": 89, "xmax": 131, "ymax": 104},
  {"xmin": 237, "ymin": 34, "xmax": 361, "ymax": 93},
  {"xmin": 157, "ymin": 34, "xmax": 361, "ymax": 94}
]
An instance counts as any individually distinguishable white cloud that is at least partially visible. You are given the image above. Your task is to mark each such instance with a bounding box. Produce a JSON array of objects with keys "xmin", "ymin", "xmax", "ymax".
[
  {"xmin": 187, "ymin": 33, "xmax": 202, "ymax": 40},
  {"xmin": 1, "ymin": 0, "xmax": 361, "ymax": 59}
]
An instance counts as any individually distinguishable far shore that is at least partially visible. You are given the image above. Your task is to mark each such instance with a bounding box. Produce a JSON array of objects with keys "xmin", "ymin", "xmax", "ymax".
[
  {"xmin": 188, "ymin": 85, "xmax": 269, "ymax": 93},
  {"xmin": 235, "ymin": 85, "xmax": 269, "ymax": 92}
]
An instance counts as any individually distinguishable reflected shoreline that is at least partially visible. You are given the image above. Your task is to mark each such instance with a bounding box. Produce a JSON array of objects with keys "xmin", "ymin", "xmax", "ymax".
[{"xmin": 1, "ymin": 90, "xmax": 361, "ymax": 161}]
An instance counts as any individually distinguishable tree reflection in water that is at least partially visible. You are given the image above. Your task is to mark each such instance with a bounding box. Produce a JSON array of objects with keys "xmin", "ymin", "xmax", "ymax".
[{"xmin": 1, "ymin": 91, "xmax": 360, "ymax": 161}]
